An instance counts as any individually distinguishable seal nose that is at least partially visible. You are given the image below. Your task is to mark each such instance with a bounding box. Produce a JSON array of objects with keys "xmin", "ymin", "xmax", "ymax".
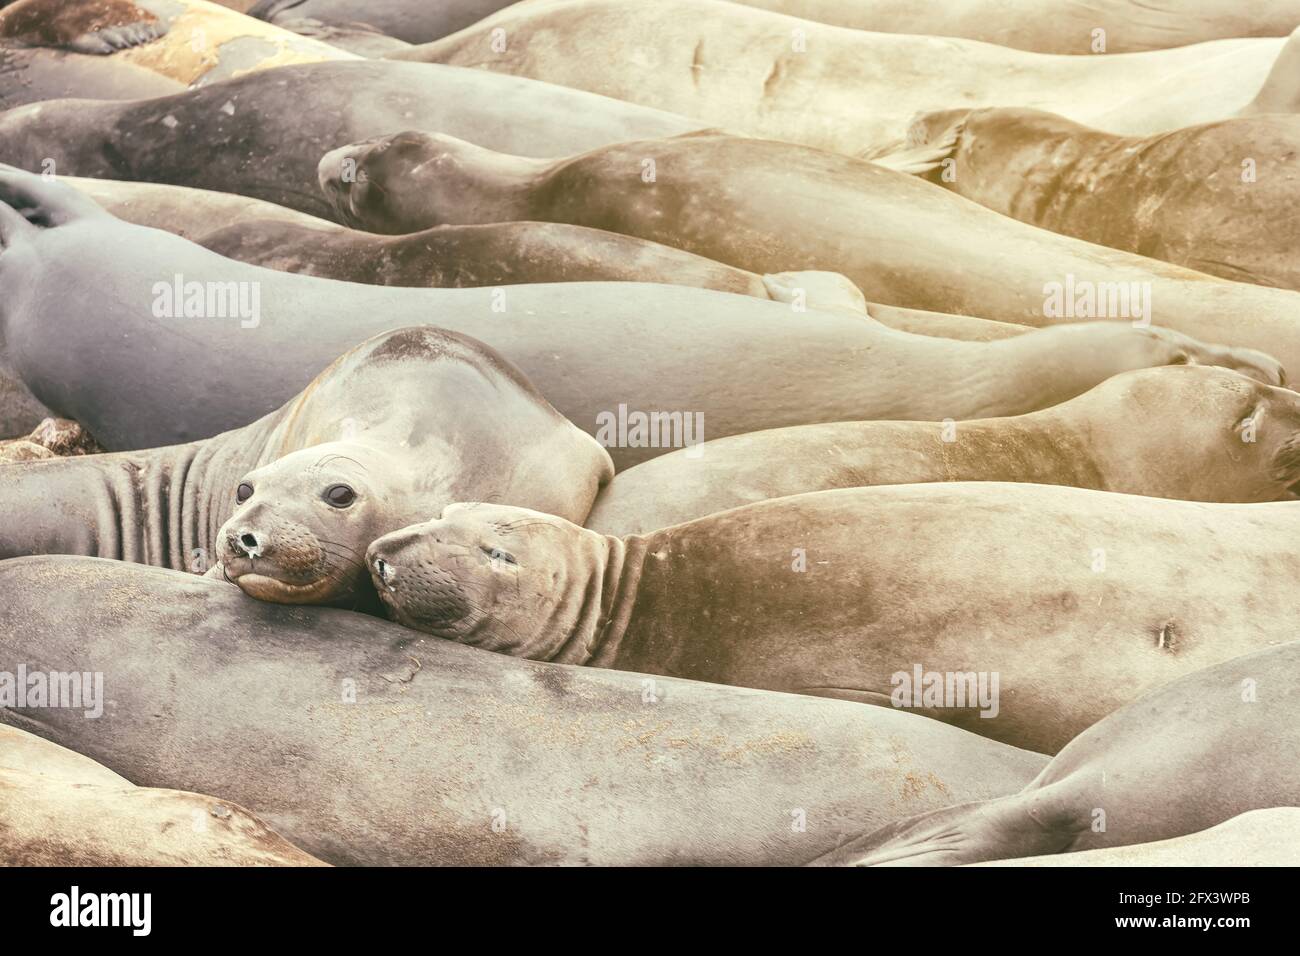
[{"xmin": 233, "ymin": 530, "xmax": 264, "ymax": 558}]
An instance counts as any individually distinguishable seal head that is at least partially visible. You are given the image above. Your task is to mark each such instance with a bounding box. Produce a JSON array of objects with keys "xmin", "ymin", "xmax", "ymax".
[{"xmin": 366, "ymin": 503, "xmax": 618, "ymax": 661}]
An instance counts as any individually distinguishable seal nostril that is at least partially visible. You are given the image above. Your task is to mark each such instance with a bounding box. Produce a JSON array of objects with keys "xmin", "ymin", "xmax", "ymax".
[
  {"xmin": 374, "ymin": 558, "xmax": 396, "ymax": 588},
  {"xmin": 239, "ymin": 532, "xmax": 260, "ymax": 552}
]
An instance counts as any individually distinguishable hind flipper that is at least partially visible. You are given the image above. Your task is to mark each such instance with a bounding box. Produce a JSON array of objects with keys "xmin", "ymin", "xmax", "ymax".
[{"xmin": 809, "ymin": 794, "xmax": 1076, "ymax": 867}]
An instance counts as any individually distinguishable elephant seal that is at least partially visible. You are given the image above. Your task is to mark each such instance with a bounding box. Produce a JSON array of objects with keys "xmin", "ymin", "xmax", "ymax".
[
  {"xmin": 392, "ymin": 0, "xmax": 1288, "ymax": 154},
  {"xmin": 67, "ymin": 176, "xmax": 338, "ymax": 241},
  {"xmin": 366, "ymin": 482, "xmax": 1300, "ymax": 754},
  {"xmin": 0, "ymin": 325, "xmax": 610, "ymax": 608},
  {"xmin": 731, "ymin": 0, "xmax": 1300, "ymax": 54},
  {"xmin": 251, "ymin": 0, "xmax": 515, "ymax": 45},
  {"xmin": 907, "ymin": 108, "xmax": 1300, "ymax": 291},
  {"xmin": 811, "ymin": 641, "xmax": 1300, "ymax": 865},
  {"xmin": 970, "ymin": 809, "xmax": 1300, "ymax": 867},
  {"xmin": 586, "ymin": 365, "xmax": 1300, "ymax": 535},
  {"xmin": 319, "ymin": 130, "xmax": 1300, "ymax": 373},
  {"xmin": 0, "ymin": 556, "xmax": 1049, "ymax": 866},
  {"xmin": 0, "ymin": 0, "xmax": 357, "ymax": 85},
  {"xmin": 0, "ymin": 725, "xmax": 327, "ymax": 866},
  {"xmin": 0, "ymin": 169, "xmax": 1278, "ymax": 467},
  {"xmin": 0, "ymin": 60, "xmax": 702, "ymax": 220}
]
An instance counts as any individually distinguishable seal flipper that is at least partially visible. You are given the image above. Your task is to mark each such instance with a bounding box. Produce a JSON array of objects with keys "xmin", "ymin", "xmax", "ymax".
[
  {"xmin": 1241, "ymin": 26, "xmax": 1300, "ymax": 115},
  {"xmin": 808, "ymin": 795, "xmax": 1076, "ymax": 867},
  {"xmin": 863, "ymin": 113, "xmax": 966, "ymax": 175},
  {"xmin": 64, "ymin": 20, "xmax": 167, "ymax": 56},
  {"xmin": 762, "ymin": 271, "xmax": 867, "ymax": 315}
]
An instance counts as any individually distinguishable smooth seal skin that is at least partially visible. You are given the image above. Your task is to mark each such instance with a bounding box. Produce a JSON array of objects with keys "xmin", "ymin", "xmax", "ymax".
[
  {"xmin": 0, "ymin": 168, "xmax": 1280, "ymax": 468},
  {"xmin": 366, "ymin": 484, "xmax": 1300, "ymax": 754},
  {"xmin": 0, "ymin": 326, "xmax": 611, "ymax": 609},
  {"xmin": 0, "ymin": 0, "xmax": 357, "ymax": 85},
  {"xmin": 0, "ymin": 726, "xmax": 328, "ymax": 866},
  {"xmin": 730, "ymin": 0, "xmax": 1300, "ymax": 54},
  {"xmin": 390, "ymin": 0, "xmax": 1289, "ymax": 154},
  {"xmin": 811, "ymin": 642, "xmax": 1300, "ymax": 865},
  {"xmin": 317, "ymin": 130, "xmax": 1300, "ymax": 373},
  {"xmin": 970, "ymin": 809, "xmax": 1300, "ymax": 867},
  {"xmin": 586, "ymin": 366, "xmax": 1300, "ymax": 535},
  {"xmin": 0, "ymin": 45, "xmax": 181, "ymax": 112},
  {"xmin": 251, "ymin": 0, "xmax": 516, "ymax": 45},
  {"xmin": 0, "ymin": 60, "xmax": 702, "ymax": 220},
  {"xmin": 908, "ymin": 108, "xmax": 1300, "ymax": 291},
  {"xmin": 0, "ymin": 556, "xmax": 1050, "ymax": 866}
]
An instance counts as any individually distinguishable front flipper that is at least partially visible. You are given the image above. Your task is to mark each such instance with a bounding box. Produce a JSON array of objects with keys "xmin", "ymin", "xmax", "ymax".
[
  {"xmin": 65, "ymin": 20, "xmax": 167, "ymax": 56},
  {"xmin": 0, "ymin": 0, "xmax": 167, "ymax": 55}
]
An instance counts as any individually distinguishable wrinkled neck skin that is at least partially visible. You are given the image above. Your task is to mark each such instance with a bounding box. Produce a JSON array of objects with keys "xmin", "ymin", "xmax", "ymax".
[
  {"xmin": 941, "ymin": 110, "xmax": 1101, "ymax": 224},
  {"xmin": 483, "ymin": 532, "xmax": 647, "ymax": 666},
  {"xmin": 0, "ymin": 419, "xmax": 275, "ymax": 572}
]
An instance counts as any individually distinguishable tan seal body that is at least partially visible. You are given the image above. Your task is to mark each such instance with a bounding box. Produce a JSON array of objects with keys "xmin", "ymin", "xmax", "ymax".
[
  {"xmin": 0, "ymin": 556, "xmax": 1049, "ymax": 866},
  {"xmin": 0, "ymin": 0, "xmax": 357, "ymax": 86},
  {"xmin": 911, "ymin": 108, "xmax": 1300, "ymax": 291},
  {"xmin": 0, "ymin": 326, "xmax": 611, "ymax": 609},
  {"xmin": 970, "ymin": 809, "xmax": 1300, "ymax": 866},
  {"xmin": 0, "ymin": 726, "xmax": 326, "ymax": 866},
  {"xmin": 368, "ymin": 484, "xmax": 1300, "ymax": 754},
  {"xmin": 812, "ymin": 642, "xmax": 1300, "ymax": 865},
  {"xmin": 732, "ymin": 0, "xmax": 1300, "ymax": 54},
  {"xmin": 586, "ymin": 366, "xmax": 1300, "ymax": 535},
  {"xmin": 318, "ymin": 130, "xmax": 1300, "ymax": 374},
  {"xmin": 391, "ymin": 0, "xmax": 1289, "ymax": 153}
]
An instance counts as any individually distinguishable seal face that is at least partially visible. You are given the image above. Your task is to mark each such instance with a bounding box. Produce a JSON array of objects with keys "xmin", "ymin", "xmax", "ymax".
[
  {"xmin": 216, "ymin": 442, "xmax": 401, "ymax": 606},
  {"xmin": 366, "ymin": 503, "xmax": 591, "ymax": 654}
]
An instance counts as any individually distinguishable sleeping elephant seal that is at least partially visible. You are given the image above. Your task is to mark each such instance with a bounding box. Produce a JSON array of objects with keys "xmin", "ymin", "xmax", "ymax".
[
  {"xmin": 4, "ymin": 169, "xmax": 1271, "ymax": 466},
  {"xmin": 366, "ymin": 483, "xmax": 1300, "ymax": 754},
  {"xmin": 0, "ymin": 726, "xmax": 327, "ymax": 866},
  {"xmin": 0, "ymin": 556, "xmax": 1049, "ymax": 865},
  {"xmin": 0, "ymin": 325, "xmax": 611, "ymax": 609},
  {"xmin": 0, "ymin": 60, "xmax": 702, "ymax": 220},
  {"xmin": 731, "ymin": 0, "xmax": 1300, "ymax": 54},
  {"xmin": 970, "ymin": 809, "xmax": 1300, "ymax": 867},
  {"xmin": 586, "ymin": 365, "xmax": 1300, "ymax": 535},
  {"xmin": 907, "ymin": 108, "xmax": 1300, "ymax": 291},
  {"xmin": 0, "ymin": 0, "xmax": 357, "ymax": 85},
  {"xmin": 392, "ymin": 0, "xmax": 1288, "ymax": 153},
  {"xmin": 318, "ymin": 130, "xmax": 1300, "ymax": 373},
  {"xmin": 812, "ymin": 641, "xmax": 1300, "ymax": 865}
]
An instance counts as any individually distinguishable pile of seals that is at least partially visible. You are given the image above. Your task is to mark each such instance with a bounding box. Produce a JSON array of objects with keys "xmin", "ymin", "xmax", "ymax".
[{"xmin": 0, "ymin": 0, "xmax": 1297, "ymax": 866}]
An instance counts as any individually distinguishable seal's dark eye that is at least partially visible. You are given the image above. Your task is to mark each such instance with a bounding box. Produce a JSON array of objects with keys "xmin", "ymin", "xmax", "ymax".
[
  {"xmin": 236, "ymin": 482, "xmax": 253, "ymax": 504},
  {"xmin": 483, "ymin": 546, "xmax": 516, "ymax": 566},
  {"xmin": 325, "ymin": 484, "xmax": 356, "ymax": 508}
]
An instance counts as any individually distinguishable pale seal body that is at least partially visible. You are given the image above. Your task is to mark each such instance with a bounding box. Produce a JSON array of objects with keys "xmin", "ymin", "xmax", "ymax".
[
  {"xmin": 586, "ymin": 366, "xmax": 1300, "ymax": 535},
  {"xmin": 392, "ymin": 0, "xmax": 1288, "ymax": 153},
  {"xmin": 319, "ymin": 130, "xmax": 1300, "ymax": 373},
  {"xmin": 911, "ymin": 108, "xmax": 1300, "ymax": 291},
  {"xmin": 732, "ymin": 0, "xmax": 1300, "ymax": 54},
  {"xmin": 0, "ymin": 325, "xmax": 610, "ymax": 608},
  {"xmin": 812, "ymin": 641, "xmax": 1300, "ymax": 865},
  {"xmin": 0, "ymin": 725, "xmax": 326, "ymax": 866},
  {"xmin": 971, "ymin": 809, "xmax": 1300, "ymax": 867},
  {"xmin": 0, "ymin": 556, "xmax": 1049, "ymax": 866},
  {"xmin": 367, "ymin": 484, "xmax": 1300, "ymax": 754},
  {"xmin": 0, "ymin": 59, "xmax": 702, "ymax": 219}
]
